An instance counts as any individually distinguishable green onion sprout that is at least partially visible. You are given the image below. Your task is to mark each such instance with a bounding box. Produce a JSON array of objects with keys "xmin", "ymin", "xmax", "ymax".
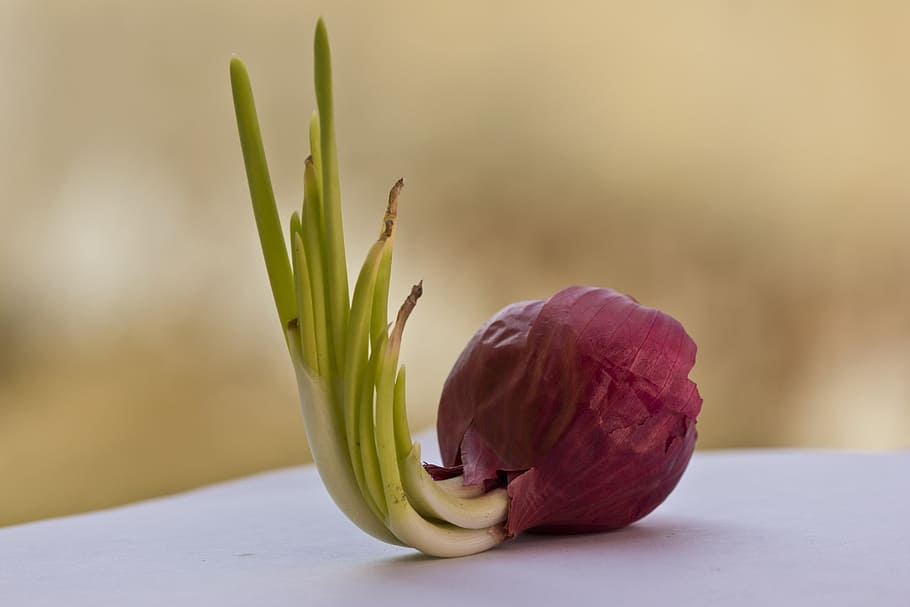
[{"xmin": 230, "ymin": 18, "xmax": 508, "ymax": 557}]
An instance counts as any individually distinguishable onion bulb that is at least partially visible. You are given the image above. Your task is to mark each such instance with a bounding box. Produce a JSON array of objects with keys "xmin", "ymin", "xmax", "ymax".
[{"xmin": 436, "ymin": 287, "xmax": 702, "ymax": 537}]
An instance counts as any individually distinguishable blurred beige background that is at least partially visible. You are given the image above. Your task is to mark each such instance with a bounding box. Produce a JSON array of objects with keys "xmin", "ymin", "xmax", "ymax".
[{"xmin": 1, "ymin": 1, "xmax": 908, "ymax": 527}]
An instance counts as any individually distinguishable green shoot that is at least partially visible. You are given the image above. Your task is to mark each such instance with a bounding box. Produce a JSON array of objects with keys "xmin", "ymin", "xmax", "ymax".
[
  {"xmin": 229, "ymin": 58, "xmax": 296, "ymax": 337},
  {"xmin": 314, "ymin": 18, "xmax": 349, "ymax": 377},
  {"xmin": 230, "ymin": 18, "xmax": 508, "ymax": 558}
]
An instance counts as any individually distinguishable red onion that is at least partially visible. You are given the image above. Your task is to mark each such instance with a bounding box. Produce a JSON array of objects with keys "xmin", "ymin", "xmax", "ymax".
[
  {"xmin": 435, "ymin": 286, "xmax": 702, "ymax": 537},
  {"xmin": 235, "ymin": 19, "xmax": 703, "ymax": 555}
]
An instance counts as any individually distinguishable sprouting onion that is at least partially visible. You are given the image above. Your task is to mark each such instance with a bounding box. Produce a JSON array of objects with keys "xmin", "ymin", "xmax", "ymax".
[{"xmin": 230, "ymin": 18, "xmax": 701, "ymax": 558}]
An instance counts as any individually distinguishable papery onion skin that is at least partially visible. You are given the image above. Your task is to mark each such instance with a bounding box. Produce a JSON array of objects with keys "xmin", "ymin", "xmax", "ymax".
[{"xmin": 435, "ymin": 286, "xmax": 702, "ymax": 537}]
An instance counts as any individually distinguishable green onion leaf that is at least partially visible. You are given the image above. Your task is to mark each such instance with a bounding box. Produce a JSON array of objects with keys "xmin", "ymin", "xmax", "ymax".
[{"xmin": 229, "ymin": 58, "xmax": 296, "ymax": 336}]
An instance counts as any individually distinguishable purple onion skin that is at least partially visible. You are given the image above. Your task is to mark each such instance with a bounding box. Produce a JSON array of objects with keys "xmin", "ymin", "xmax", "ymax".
[{"xmin": 435, "ymin": 286, "xmax": 702, "ymax": 537}]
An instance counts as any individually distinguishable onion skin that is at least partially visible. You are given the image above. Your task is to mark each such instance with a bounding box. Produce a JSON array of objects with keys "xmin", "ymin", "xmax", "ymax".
[{"xmin": 435, "ymin": 286, "xmax": 702, "ymax": 537}]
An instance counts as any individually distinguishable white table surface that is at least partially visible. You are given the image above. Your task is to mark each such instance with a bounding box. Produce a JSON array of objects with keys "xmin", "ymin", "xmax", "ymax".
[{"xmin": 2, "ymin": 439, "xmax": 908, "ymax": 606}]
